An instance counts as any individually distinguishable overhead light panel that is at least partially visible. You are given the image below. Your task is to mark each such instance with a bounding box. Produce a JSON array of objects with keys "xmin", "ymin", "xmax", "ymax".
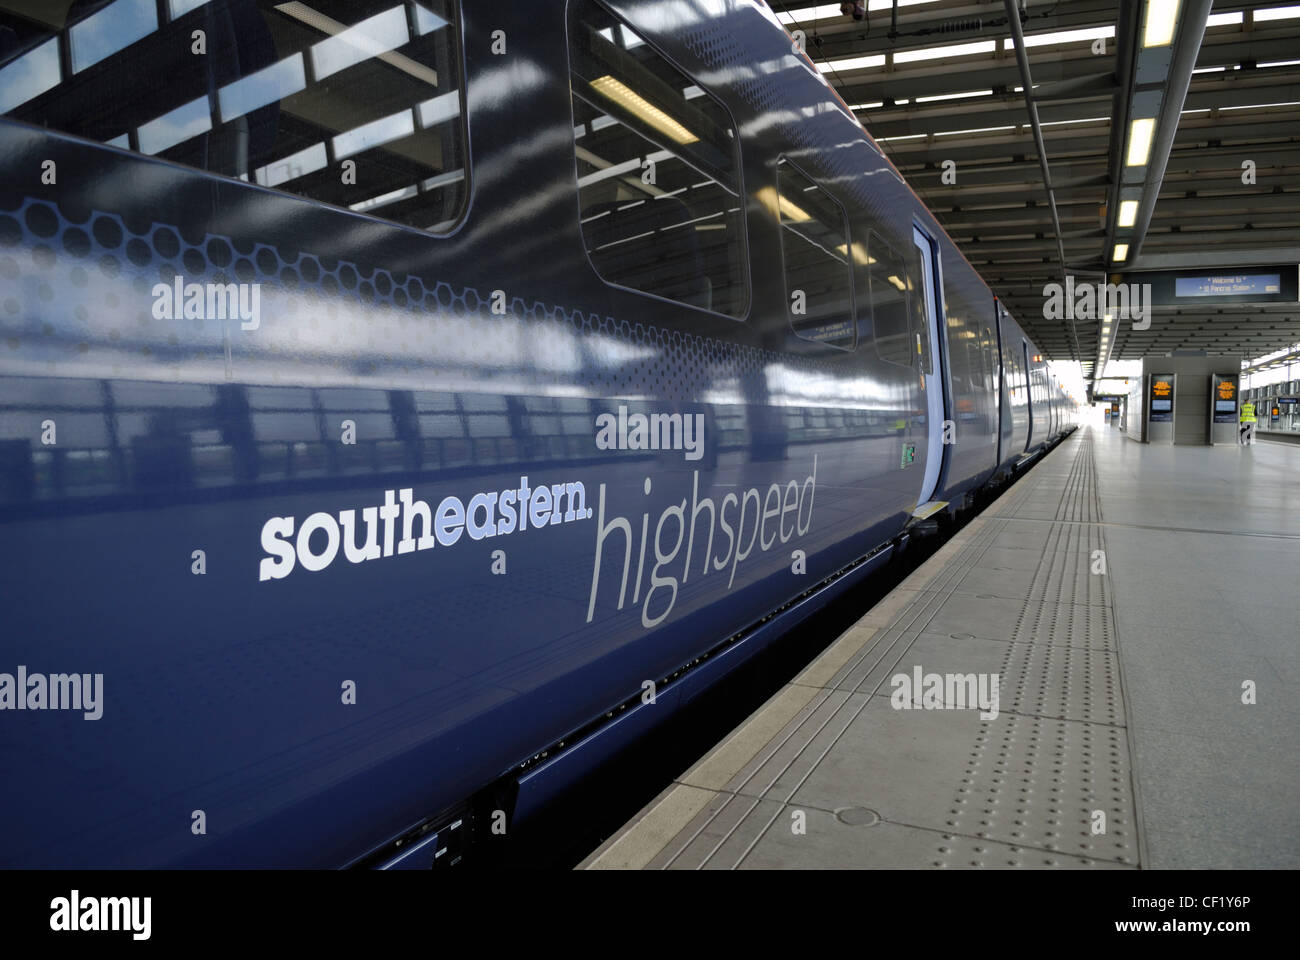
[
  {"xmin": 1126, "ymin": 118, "xmax": 1155, "ymax": 166},
  {"xmin": 821, "ymin": 53, "xmax": 886, "ymax": 72},
  {"xmin": 778, "ymin": 195, "xmax": 813, "ymax": 222},
  {"xmin": 1143, "ymin": 0, "xmax": 1181, "ymax": 47},
  {"xmin": 893, "ymin": 40, "xmax": 995, "ymax": 65},
  {"xmin": 589, "ymin": 76, "xmax": 698, "ymax": 144},
  {"xmin": 757, "ymin": 186, "xmax": 814, "ymax": 224},
  {"xmin": 1113, "ymin": 243, "xmax": 1129, "ymax": 262},
  {"xmin": 1252, "ymin": 5, "xmax": 1300, "ymax": 23},
  {"xmin": 837, "ymin": 242, "xmax": 875, "ymax": 265},
  {"xmin": 1117, "ymin": 200, "xmax": 1139, "ymax": 227}
]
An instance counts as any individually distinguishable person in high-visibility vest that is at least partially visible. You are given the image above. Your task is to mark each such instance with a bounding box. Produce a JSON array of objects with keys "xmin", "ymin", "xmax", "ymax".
[{"xmin": 1239, "ymin": 400, "xmax": 1257, "ymax": 446}]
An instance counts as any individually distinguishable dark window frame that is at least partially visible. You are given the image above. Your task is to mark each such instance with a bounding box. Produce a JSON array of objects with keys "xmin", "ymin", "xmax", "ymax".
[
  {"xmin": 565, "ymin": 0, "xmax": 751, "ymax": 322},
  {"xmin": 0, "ymin": 0, "xmax": 473, "ymax": 238},
  {"xmin": 869, "ymin": 230, "xmax": 915, "ymax": 369},
  {"xmin": 773, "ymin": 155, "xmax": 857, "ymax": 352}
]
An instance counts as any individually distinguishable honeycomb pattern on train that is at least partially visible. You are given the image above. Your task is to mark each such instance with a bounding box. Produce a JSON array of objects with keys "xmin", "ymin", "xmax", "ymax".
[
  {"xmin": 681, "ymin": 19, "xmax": 780, "ymax": 116},
  {"xmin": 0, "ymin": 192, "xmax": 838, "ymax": 400}
]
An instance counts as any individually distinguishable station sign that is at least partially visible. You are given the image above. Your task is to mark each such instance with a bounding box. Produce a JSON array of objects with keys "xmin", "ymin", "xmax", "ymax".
[
  {"xmin": 1123, "ymin": 265, "xmax": 1299, "ymax": 306},
  {"xmin": 1175, "ymin": 274, "xmax": 1281, "ymax": 298},
  {"xmin": 1149, "ymin": 373, "xmax": 1174, "ymax": 423}
]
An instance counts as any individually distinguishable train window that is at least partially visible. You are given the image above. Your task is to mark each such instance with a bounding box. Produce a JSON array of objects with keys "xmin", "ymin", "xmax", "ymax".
[
  {"xmin": 909, "ymin": 240, "xmax": 933, "ymax": 375},
  {"xmin": 568, "ymin": 0, "xmax": 747, "ymax": 318},
  {"xmin": 982, "ymin": 326, "xmax": 995, "ymax": 392},
  {"xmin": 773, "ymin": 159, "xmax": 854, "ymax": 349},
  {"xmin": 870, "ymin": 235, "xmax": 913, "ymax": 367},
  {"xmin": 0, "ymin": 1, "xmax": 468, "ymax": 234}
]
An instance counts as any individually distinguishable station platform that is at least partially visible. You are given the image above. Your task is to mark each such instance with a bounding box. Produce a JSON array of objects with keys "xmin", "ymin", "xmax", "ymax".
[{"xmin": 581, "ymin": 425, "xmax": 1300, "ymax": 869}]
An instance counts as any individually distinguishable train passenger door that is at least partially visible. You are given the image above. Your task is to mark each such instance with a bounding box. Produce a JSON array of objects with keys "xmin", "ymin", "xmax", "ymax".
[
  {"xmin": 992, "ymin": 302, "xmax": 1006, "ymax": 468},
  {"xmin": 1022, "ymin": 340, "xmax": 1034, "ymax": 450},
  {"xmin": 912, "ymin": 226, "xmax": 945, "ymax": 508}
]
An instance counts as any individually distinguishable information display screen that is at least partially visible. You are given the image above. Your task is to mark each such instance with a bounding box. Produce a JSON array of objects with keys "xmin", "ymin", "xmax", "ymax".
[
  {"xmin": 1149, "ymin": 374, "xmax": 1174, "ymax": 423},
  {"xmin": 1135, "ymin": 266, "xmax": 1297, "ymax": 306},
  {"xmin": 1212, "ymin": 376, "xmax": 1238, "ymax": 424},
  {"xmin": 1175, "ymin": 274, "xmax": 1281, "ymax": 297}
]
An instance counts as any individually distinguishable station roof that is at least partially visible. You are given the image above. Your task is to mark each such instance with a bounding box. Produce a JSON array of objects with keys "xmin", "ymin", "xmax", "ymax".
[{"xmin": 770, "ymin": 0, "xmax": 1300, "ymax": 383}]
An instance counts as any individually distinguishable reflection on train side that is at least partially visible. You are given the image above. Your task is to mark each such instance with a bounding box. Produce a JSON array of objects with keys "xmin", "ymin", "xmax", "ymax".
[{"xmin": 0, "ymin": 377, "xmax": 913, "ymax": 507}]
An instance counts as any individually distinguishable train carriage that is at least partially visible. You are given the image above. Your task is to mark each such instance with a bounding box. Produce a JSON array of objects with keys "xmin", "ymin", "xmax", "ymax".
[{"xmin": 0, "ymin": 0, "xmax": 1073, "ymax": 866}]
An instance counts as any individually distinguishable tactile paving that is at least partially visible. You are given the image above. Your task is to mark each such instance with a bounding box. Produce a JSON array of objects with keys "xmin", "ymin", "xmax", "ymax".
[{"xmin": 584, "ymin": 431, "xmax": 1142, "ymax": 870}]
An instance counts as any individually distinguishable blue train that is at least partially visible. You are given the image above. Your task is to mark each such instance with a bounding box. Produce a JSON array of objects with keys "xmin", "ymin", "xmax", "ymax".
[{"xmin": 0, "ymin": 0, "xmax": 1075, "ymax": 867}]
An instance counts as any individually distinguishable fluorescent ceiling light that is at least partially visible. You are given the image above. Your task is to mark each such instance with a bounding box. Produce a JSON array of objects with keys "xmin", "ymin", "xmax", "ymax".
[
  {"xmin": 1117, "ymin": 200, "xmax": 1139, "ymax": 227},
  {"xmin": 777, "ymin": 194, "xmax": 813, "ymax": 222},
  {"xmin": 1206, "ymin": 12, "xmax": 1243, "ymax": 25},
  {"xmin": 1002, "ymin": 25, "xmax": 1114, "ymax": 50},
  {"xmin": 756, "ymin": 186, "xmax": 813, "ymax": 224},
  {"xmin": 915, "ymin": 89, "xmax": 991, "ymax": 103},
  {"xmin": 1253, "ymin": 5, "xmax": 1300, "ymax": 23},
  {"xmin": 589, "ymin": 76, "xmax": 698, "ymax": 144},
  {"xmin": 894, "ymin": 40, "xmax": 995, "ymax": 64},
  {"xmin": 1143, "ymin": 0, "xmax": 1181, "ymax": 48},
  {"xmin": 776, "ymin": 3, "xmax": 843, "ymax": 22},
  {"xmin": 837, "ymin": 242, "xmax": 875, "ymax": 265},
  {"xmin": 821, "ymin": 54, "xmax": 886, "ymax": 71},
  {"xmin": 936, "ymin": 124, "xmax": 1016, "ymax": 136},
  {"xmin": 1113, "ymin": 243, "xmax": 1129, "ymax": 262},
  {"xmin": 1039, "ymin": 117, "xmax": 1108, "ymax": 127},
  {"xmin": 1126, "ymin": 117, "xmax": 1155, "ymax": 166},
  {"xmin": 776, "ymin": 0, "xmax": 942, "ymax": 23},
  {"xmin": 1220, "ymin": 100, "xmax": 1300, "ymax": 111}
]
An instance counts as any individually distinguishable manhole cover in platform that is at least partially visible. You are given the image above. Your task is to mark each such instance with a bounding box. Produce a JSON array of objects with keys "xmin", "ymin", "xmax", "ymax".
[{"xmin": 835, "ymin": 807, "xmax": 881, "ymax": 827}]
